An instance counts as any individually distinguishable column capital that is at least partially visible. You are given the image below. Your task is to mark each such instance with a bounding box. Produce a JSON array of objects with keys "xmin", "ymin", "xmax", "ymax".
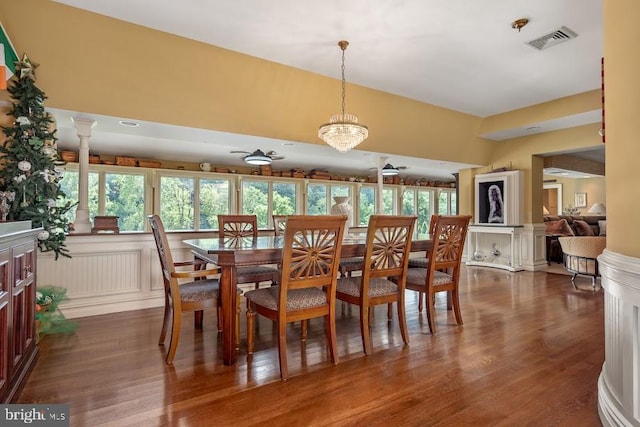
[{"xmin": 72, "ymin": 117, "xmax": 96, "ymax": 138}]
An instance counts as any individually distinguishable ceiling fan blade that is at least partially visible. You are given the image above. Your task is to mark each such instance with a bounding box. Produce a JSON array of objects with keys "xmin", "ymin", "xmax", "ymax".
[
  {"xmin": 230, "ymin": 150, "xmax": 251, "ymax": 154},
  {"xmin": 271, "ymin": 156, "xmax": 285, "ymax": 160}
]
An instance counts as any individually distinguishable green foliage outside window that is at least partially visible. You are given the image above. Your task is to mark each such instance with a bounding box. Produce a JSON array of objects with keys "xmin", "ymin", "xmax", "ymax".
[
  {"xmin": 307, "ymin": 184, "xmax": 327, "ymax": 215},
  {"xmin": 199, "ymin": 179, "xmax": 230, "ymax": 230},
  {"xmin": 416, "ymin": 190, "xmax": 432, "ymax": 238},
  {"xmin": 242, "ymin": 181, "xmax": 269, "ymax": 228},
  {"xmin": 105, "ymin": 173, "xmax": 145, "ymax": 231},
  {"xmin": 160, "ymin": 176, "xmax": 194, "ymax": 230},
  {"xmin": 438, "ymin": 191, "xmax": 450, "ymax": 215},
  {"xmin": 383, "ymin": 188, "xmax": 394, "ymax": 214},
  {"xmin": 402, "ymin": 189, "xmax": 415, "ymax": 215},
  {"xmin": 273, "ymin": 183, "xmax": 295, "ymax": 216},
  {"xmin": 243, "ymin": 181, "xmax": 296, "ymax": 228},
  {"xmin": 359, "ymin": 187, "xmax": 375, "ymax": 225}
]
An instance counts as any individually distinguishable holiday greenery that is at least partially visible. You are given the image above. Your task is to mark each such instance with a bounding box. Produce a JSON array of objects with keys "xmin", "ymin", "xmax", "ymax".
[
  {"xmin": 0, "ymin": 55, "xmax": 75, "ymax": 259},
  {"xmin": 36, "ymin": 286, "xmax": 77, "ymax": 336}
]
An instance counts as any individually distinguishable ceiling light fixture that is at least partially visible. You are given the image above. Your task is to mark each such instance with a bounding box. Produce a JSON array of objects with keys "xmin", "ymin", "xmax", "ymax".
[
  {"xmin": 381, "ymin": 163, "xmax": 400, "ymax": 176},
  {"xmin": 243, "ymin": 149, "xmax": 272, "ymax": 165},
  {"xmin": 511, "ymin": 18, "xmax": 529, "ymax": 32},
  {"xmin": 318, "ymin": 40, "xmax": 368, "ymax": 153},
  {"xmin": 118, "ymin": 120, "xmax": 139, "ymax": 127}
]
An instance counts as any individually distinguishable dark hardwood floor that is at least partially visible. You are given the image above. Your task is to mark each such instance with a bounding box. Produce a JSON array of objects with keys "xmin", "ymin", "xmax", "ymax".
[{"xmin": 19, "ymin": 266, "xmax": 604, "ymax": 426}]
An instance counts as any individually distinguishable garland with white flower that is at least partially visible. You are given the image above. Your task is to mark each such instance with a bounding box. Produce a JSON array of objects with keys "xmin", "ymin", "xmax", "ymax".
[{"xmin": 0, "ymin": 54, "xmax": 75, "ymax": 259}]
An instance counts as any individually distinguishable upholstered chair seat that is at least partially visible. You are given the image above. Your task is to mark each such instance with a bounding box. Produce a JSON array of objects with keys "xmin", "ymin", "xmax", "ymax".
[
  {"xmin": 406, "ymin": 268, "xmax": 453, "ymax": 287},
  {"xmin": 179, "ymin": 280, "xmax": 220, "ymax": 302},
  {"xmin": 407, "ymin": 257, "xmax": 429, "ymax": 269},
  {"xmin": 245, "ymin": 286, "xmax": 329, "ymax": 311},
  {"xmin": 336, "ymin": 276, "xmax": 399, "ymax": 298}
]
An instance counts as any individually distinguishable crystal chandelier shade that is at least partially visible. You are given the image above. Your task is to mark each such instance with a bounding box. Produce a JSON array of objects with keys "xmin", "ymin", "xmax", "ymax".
[{"xmin": 318, "ymin": 41, "xmax": 368, "ymax": 152}]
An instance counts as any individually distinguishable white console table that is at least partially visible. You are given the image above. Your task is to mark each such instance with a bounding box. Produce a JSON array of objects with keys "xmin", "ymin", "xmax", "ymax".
[{"xmin": 466, "ymin": 225, "xmax": 524, "ymax": 272}]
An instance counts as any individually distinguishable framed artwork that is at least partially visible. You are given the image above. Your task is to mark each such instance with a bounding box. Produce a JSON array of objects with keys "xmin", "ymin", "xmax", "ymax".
[{"xmin": 575, "ymin": 192, "xmax": 587, "ymax": 208}]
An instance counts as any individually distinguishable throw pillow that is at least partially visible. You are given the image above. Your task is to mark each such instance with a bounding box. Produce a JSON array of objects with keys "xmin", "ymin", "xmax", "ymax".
[
  {"xmin": 573, "ymin": 219, "xmax": 595, "ymax": 236},
  {"xmin": 545, "ymin": 219, "xmax": 574, "ymax": 236},
  {"xmin": 598, "ymin": 220, "xmax": 607, "ymax": 236}
]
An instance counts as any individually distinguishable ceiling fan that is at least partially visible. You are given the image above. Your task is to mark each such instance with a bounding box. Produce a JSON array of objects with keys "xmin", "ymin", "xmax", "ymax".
[
  {"xmin": 368, "ymin": 163, "xmax": 408, "ymax": 176},
  {"xmin": 230, "ymin": 149, "xmax": 284, "ymax": 165}
]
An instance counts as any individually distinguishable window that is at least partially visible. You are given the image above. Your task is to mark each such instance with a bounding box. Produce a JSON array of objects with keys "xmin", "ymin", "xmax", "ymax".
[
  {"xmin": 358, "ymin": 186, "xmax": 376, "ymax": 226},
  {"xmin": 105, "ymin": 173, "xmax": 145, "ymax": 231},
  {"xmin": 58, "ymin": 170, "xmax": 99, "ymax": 226},
  {"xmin": 59, "ymin": 168, "xmax": 145, "ymax": 232},
  {"xmin": 160, "ymin": 176, "xmax": 194, "ymax": 230},
  {"xmin": 438, "ymin": 189, "xmax": 456, "ymax": 215},
  {"xmin": 199, "ymin": 178, "xmax": 230, "ymax": 230},
  {"xmin": 383, "ymin": 188, "xmax": 395, "ymax": 215},
  {"xmin": 308, "ymin": 183, "xmax": 352, "ymax": 212},
  {"xmin": 402, "ymin": 188, "xmax": 434, "ymax": 238},
  {"xmin": 307, "ymin": 184, "xmax": 328, "ymax": 215},
  {"xmin": 243, "ymin": 180, "xmax": 298, "ymax": 229},
  {"xmin": 160, "ymin": 173, "xmax": 233, "ymax": 231},
  {"xmin": 273, "ymin": 182, "xmax": 296, "ymax": 216}
]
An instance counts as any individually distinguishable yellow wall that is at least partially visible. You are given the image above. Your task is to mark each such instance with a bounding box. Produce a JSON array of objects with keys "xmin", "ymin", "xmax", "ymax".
[
  {"xmin": 604, "ymin": 0, "xmax": 640, "ymax": 257},
  {"xmin": 0, "ymin": 0, "xmax": 496, "ymax": 167}
]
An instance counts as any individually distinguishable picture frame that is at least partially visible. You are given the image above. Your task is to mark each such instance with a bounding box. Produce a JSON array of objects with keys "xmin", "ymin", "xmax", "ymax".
[{"xmin": 575, "ymin": 192, "xmax": 587, "ymax": 208}]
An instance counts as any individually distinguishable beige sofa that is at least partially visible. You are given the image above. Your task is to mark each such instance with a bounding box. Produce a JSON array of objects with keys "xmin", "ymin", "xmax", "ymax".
[{"xmin": 558, "ymin": 236, "xmax": 606, "ymax": 290}]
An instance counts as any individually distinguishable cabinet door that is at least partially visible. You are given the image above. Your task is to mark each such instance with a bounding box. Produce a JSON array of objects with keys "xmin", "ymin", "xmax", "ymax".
[
  {"xmin": 11, "ymin": 241, "xmax": 35, "ymax": 371},
  {"xmin": 0, "ymin": 249, "xmax": 10, "ymax": 399}
]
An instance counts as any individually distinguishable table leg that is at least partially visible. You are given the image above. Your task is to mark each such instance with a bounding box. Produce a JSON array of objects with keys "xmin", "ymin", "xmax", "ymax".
[{"xmin": 220, "ymin": 265, "xmax": 237, "ymax": 365}]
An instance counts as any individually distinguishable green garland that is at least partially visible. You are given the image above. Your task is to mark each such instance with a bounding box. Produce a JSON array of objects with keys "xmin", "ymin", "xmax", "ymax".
[{"xmin": 36, "ymin": 286, "xmax": 76, "ymax": 336}]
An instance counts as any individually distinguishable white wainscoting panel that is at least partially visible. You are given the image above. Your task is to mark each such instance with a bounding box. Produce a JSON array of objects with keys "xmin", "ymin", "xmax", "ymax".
[{"xmin": 38, "ymin": 231, "xmax": 215, "ymax": 319}]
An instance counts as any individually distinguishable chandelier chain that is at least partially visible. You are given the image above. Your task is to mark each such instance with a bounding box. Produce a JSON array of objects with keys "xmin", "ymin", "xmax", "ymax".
[{"xmin": 341, "ymin": 48, "xmax": 346, "ymax": 116}]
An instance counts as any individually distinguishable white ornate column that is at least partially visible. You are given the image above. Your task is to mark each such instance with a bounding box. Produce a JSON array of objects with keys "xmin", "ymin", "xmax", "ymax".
[
  {"xmin": 599, "ymin": 1, "xmax": 640, "ymax": 425},
  {"xmin": 598, "ymin": 251, "xmax": 640, "ymax": 426},
  {"xmin": 71, "ymin": 117, "xmax": 96, "ymax": 234}
]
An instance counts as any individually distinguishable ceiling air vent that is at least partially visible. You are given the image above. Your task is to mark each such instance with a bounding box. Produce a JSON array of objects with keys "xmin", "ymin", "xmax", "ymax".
[{"xmin": 527, "ymin": 26, "xmax": 578, "ymax": 50}]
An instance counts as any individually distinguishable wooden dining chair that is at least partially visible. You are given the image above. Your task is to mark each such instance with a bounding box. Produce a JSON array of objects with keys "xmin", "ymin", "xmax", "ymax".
[
  {"xmin": 148, "ymin": 214, "xmax": 222, "ymax": 364},
  {"xmin": 407, "ymin": 214, "xmax": 439, "ymax": 269},
  {"xmin": 272, "ymin": 215, "xmax": 288, "ymax": 236},
  {"xmin": 218, "ymin": 214, "xmax": 280, "ymax": 289},
  {"xmin": 245, "ymin": 215, "xmax": 347, "ymax": 380},
  {"xmin": 405, "ymin": 215, "xmax": 471, "ymax": 334},
  {"xmin": 336, "ymin": 215, "xmax": 417, "ymax": 355}
]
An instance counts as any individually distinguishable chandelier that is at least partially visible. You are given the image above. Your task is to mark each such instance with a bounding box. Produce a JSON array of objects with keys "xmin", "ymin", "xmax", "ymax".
[{"xmin": 318, "ymin": 40, "xmax": 368, "ymax": 152}]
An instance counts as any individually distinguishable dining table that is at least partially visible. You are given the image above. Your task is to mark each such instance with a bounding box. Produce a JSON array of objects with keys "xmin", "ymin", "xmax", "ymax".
[{"xmin": 183, "ymin": 234, "xmax": 432, "ymax": 365}]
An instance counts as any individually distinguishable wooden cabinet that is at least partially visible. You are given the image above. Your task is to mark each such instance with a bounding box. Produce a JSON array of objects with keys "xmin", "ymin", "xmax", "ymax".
[{"xmin": 0, "ymin": 228, "xmax": 40, "ymax": 403}]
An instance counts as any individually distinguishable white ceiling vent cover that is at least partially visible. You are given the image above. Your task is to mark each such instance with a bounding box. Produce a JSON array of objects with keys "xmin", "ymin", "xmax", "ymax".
[{"xmin": 527, "ymin": 26, "xmax": 578, "ymax": 50}]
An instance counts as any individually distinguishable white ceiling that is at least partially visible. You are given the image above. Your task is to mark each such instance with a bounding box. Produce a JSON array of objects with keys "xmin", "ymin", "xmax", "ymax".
[{"xmin": 49, "ymin": 0, "xmax": 604, "ymax": 180}]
